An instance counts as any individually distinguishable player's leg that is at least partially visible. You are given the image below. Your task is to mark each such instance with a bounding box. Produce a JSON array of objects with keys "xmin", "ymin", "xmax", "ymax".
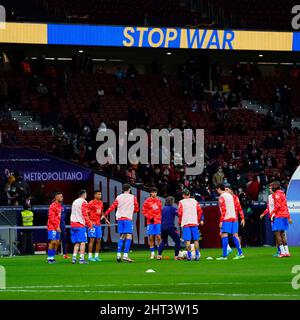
[
  {"xmin": 88, "ymin": 237, "xmax": 96, "ymax": 261},
  {"xmin": 79, "ymin": 241, "xmax": 87, "ymax": 264},
  {"xmin": 123, "ymin": 233, "xmax": 134, "ymax": 262},
  {"xmin": 149, "ymin": 234, "xmax": 155, "ymax": 259},
  {"xmin": 271, "ymin": 220, "xmax": 280, "ymax": 256},
  {"xmin": 72, "ymin": 243, "xmax": 79, "ymax": 264},
  {"xmin": 117, "ymin": 233, "xmax": 125, "ymax": 262},
  {"xmin": 227, "ymin": 243, "xmax": 233, "ymax": 255},
  {"xmin": 94, "ymin": 238, "xmax": 102, "ymax": 261},
  {"xmin": 273, "ymin": 218, "xmax": 287, "ymax": 257},
  {"xmin": 216, "ymin": 233, "xmax": 229, "ymax": 260},
  {"xmin": 185, "ymin": 240, "xmax": 192, "ymax": 261},
  {"xmin": 117, "ymin": 220, "xmax": 125, "ymax": 261},
  {"xmin": 147, "ymin": 223, "xmax": 156, "ymax": 258},
  {"xmin": 274, "ymin": 230, "xmax": 285, "ymax": 257},
  {"xmin": 168, "ymin": 229, "xmax": 181, "ymax": 260},
  {"xmin": 157, "ymin": 230, "xmax": 168, "ymax": 259},
  {"xmin": 183, "ymin": 227, "xmax": 192, "ymax": 261},
  {"xmin": 191, "ymin": 226, "xmax": 200, "ymax": 261},
  {"xmin": 232, "ymin": 232, "xmax": 244, "ymax": 259},
  {"xmin": 47, "ymin": 240, "xmax": 56, "ymax": 263},
  {"xmin": 122, "ymin": 219, "xmax": 134, "ymax": 262},
  {"xmin": 92, "ymin": 225, "xmax": 102, "ymax": 261},
  {"xmin": 217, "ymin": 222, "xmax": 230, "ymax": 260},
  {"xmin": 155, "ymin": 234, "xmax": 162, "ymax": 256},
  {"xmin": 71, "ymin": 228, "xmax": 79, "ymax": 263},
  {"xmin": 281, "ymin": 231, "xmax": 290, "ymax": 257},
  {"xmin": 194, "ymin": 240, "xmax": 200, "ymax": 261},
  {"xmin": 274, "ymin": 234, "xmax": 281, "ymax": 257},
  {"xmin": 47, "ymin": 231, "xmax": 59, "ymax": 263}
]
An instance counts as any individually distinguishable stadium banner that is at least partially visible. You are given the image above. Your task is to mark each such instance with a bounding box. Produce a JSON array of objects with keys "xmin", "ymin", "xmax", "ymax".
[
  {"xmin": 292, "ymin": 32, "xmax": 300, "ymax": 51},
  {"xmin": 0, "ymin": 22, "xmax": 298, "ymax": 51},
  {"xmin": 0, "ymin": 22, "xmax": 47, "ymax": 44},
  {"xmin": 286, "ymin": 165, "xmax": 300, "ymax": 246},
  {"xmin": 0, "ymin": 147, "xmax": 92, "ymax": 181},
  {"xmin": 94, "ymin": 173, "xmax": 222, "ymax": 247}
]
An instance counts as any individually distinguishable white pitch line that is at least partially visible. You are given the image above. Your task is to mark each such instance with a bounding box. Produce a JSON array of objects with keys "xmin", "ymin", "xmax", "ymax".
[
  {"xmin": 5, "ymin": 281, "xmax": 290, "ymax": 290},
  {"xmin": 0, "ymin": 289, "xmax": 300, "ymax": 298}
]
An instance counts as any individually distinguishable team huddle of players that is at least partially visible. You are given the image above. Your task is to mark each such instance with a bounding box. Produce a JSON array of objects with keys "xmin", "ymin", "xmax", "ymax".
[{"xmin": 46, "ymin": 181, "xmax": 292, "ymax": 264}]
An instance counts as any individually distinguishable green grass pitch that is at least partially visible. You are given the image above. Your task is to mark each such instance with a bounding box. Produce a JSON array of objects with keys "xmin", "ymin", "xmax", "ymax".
[{"xmin": 0, "ymin": 247, "xmax": 300, "ymax": 300}]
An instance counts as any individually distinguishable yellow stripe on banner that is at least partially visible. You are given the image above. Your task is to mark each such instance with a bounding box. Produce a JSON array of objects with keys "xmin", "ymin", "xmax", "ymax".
[
  {"xmin": 0, "ymin": 22, "xmax": 47, "ymax": 44},
  {"xmin": 233, "ymin": 31, "xmax": 293, "ymax": 51}
]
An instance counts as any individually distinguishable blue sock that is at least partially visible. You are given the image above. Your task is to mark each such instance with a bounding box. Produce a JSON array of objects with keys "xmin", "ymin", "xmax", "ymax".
[
  {"xmin": 187, "ymin": 251, "xmax": 192, "ymax": 260},
  {"xmin": 277, "ymin": 246, "xmax": 280, "ymax": 254},
  {"xmin": 233, "ymin": 236, "xmax": 243, "ymax": 255},
  {"xmin": 124, "ymin": 239, "xmax": 132, "ymax": 254},
  {"xmin": 47, "ymin": 249, "xmax": 55, "ymax": 259},
  {"xmin": 222, "ymin": 237, "xmax": 229, "ymax": 257},
  {"xmin": 117, "ymin": 239, "xmax": 125, "ymax": 253},
  {"xmin": 158, "ymin": 242, "xmax": 164, "ymax": 255},
  {"xmin": 195, "ymin": 250, "xmax": 200, "ymax": 257},
  {"xmin": 150, "ymin": 247, "xmax": 155, "ymax": 253}
]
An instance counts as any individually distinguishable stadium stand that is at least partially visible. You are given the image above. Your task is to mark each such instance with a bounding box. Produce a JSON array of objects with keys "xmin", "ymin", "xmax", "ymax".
[
  {"xmin": 3, "ymin": 0, "xmax": 295, "ymax": 30},
  {"xmin": 1, "ymin": 54, "xmax": 299, "ymax": 205}
]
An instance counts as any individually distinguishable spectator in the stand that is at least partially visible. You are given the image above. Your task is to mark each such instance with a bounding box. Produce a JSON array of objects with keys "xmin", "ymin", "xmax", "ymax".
[
  {"xmin": 212, "ymin": 166, "xmax": 225, "ymax": 186},
  {"xmin": 126, "ymin": 167, "xmax": 136, "ymax": 184},
  {"xmin": 246, "ymin": 175, "xmax": 260, "ymax": 201},
  {"xmin": 232, "ymin": 172, "xmax": 247, "ymax": 190},
  {"xmin": 258, "ymin": 185, "xmax": 269, "ymax": 202},
  {"xmin": 263, "ymin": 152, "xmax": 277, "ymax": 168},
  {"xmin": 223, "ymin": 176, "xmax": 231, "ymax": 187},
  {"xmin": 12, "ymin": 172, "xmax": 31, "ymax": 206},
  {"xmin": 231, "ymin": 148, "xmax": 241, "ymax": 160},
  {"xmin": 191, "ymin": 100, "xmax": 200, "ymax": 112},
  {"xmin": 286, "ymin": 147, "xmax": 298, "ymax": 173},
  {"xmin": 225, "ymin": 163, "xmax": 236, "ymax": 185},
  {"xmin": 198, "ymin": 178, "xmax": 217, "ymax": 201},
  {"xmin": 0, "ymin": 181, "xmax": 17, "ymax": 205}
]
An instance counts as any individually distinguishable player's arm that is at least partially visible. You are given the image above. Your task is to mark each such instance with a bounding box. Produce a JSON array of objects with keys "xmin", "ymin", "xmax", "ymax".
[
  {"xmin": 100, "ymin": 202, "xmax": 110, "ymax": 225},
  {"xmin": 104, "ymin": 198, "xmax": 118, "ymax": 217},
  {"xmin": 260, "ymin": 207, "xmax": 269, "ymax": 219},
  {"xmin": 283, "ymin": 194, "xmax": 292, "ymax": 223},
  {"xmin": 197, "ymin": 203, "xmax": 204, "ymax": 225},
  {"xmin": 142, "ymin": 199, "xmax": 151, "ymax": 221},
  {"xmin": 270, "ymin": 194, "xmax": 279, "ymax": 221},
  {"xmin": 177, "ymin": 202, "xmax": 183, "ymax": 226},
  {"xmin": 218, "ymin": 197, "xmax": 226, "ymax": 228},
  {"xmin": 82, "ymin": 201, "xmax": 93, "ymax": 229},
  {"xmin": 86, "ymin": 201, "xmax": 93, "ymax": 220},
  {"xmin": 236, "ymin": 198, "xmax": 245, "ymax": 227}
]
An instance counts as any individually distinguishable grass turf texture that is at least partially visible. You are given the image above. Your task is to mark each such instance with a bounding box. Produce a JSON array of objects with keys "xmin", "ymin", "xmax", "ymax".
[{"xmin": 0, "ymin": 247, "xmax": 300, "ymax": 300}]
